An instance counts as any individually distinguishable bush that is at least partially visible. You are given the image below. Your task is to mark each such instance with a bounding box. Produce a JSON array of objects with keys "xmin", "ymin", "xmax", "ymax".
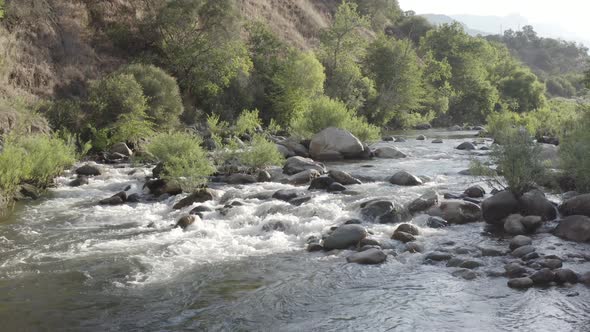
[
  {"xmin": 41, "ymin": 99, "xmax": 84, "ymax": 132},
  {"xmin": 144, "ymin": 132, "xmax": 215, "ymax": 190},
  {"xmin": 235, "ymin": 109, "xmax": 262, "ymax": 136},
  {"xmin": 0, "ymin": 134, "xmax": 76, "ymax": 194},
  {"xmin": 88, "ymin": 74, "xmax": 148, "ymax": 128},
  {"xmin": 111, "ymin": 110, "xmax": 155, "ymax": 145},
  {"xmin": 560, "ymin": 107, "xmax": 590, "ymax": 192},
  {"xmin": 118, "ymin": 64, "xmax": 184, "ymax": 130},
  {"xmin": 239, "ymin": 134, "xmax": 284, "ymax": 170},
  {"xmin": 291, "ymin": 96, "xmax": 380, "ymax": 141},
  {"xmin": 489, "ymin": 128, "xmax": 544, "ymax": 195}
]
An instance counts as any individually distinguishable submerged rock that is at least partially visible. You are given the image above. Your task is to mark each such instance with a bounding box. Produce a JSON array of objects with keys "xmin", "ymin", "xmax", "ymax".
[
  {"xmin": 328, "ymin": 170, "xmax": 361, "ymax": 185},
  {"xmin": 456, "ymin": 142, "xmax": 476, "ymax": 150},
  {"xmin": 99, "ymin": 191, "xmax": 126, "ymax": 205},
  {"xmin": 346, "ymin": 248, "xmax": 387, "ymax": 265},
  {"xmin": 508, "ymin": 277, "xmax": 534, "ymax": 289},
  {"xmin": 68, "ymin": 176, "xmax": 89, "ymax": 187},
  {"xmin": 389, "ymin": 171, "xmax": 423, "ymax": 186},
  {"xmin": 391, "ymin": 231, "xmax": 416, "ymax": 243},
  {"xmin": 272, "ymin": 189, "xmax": 304, "ymax": 202},
  {"xmin": 427, "ymin": 216, "xmax": 448, "ymax": 228},
  {"xmin": 323, "ymin": 224, "xmax": 367, "ymax": 250},
  {"xmin": 425, "ymin": 252, "xmax": 453, "ymax": 262},
  {"xmin": 408, "ymin": 191, "xmax": 439, "ymax": 214},
  {"xmin": 176, "ymin": 215, "xmax": 197, "ymax": 229},
  {"xmin": 173, "ymin": 189, "xmax": 215, "ymax": 210},
  {"xmin": 360, "ymin": 200, "xmax": 404, "ymax": 224},
  {"xmin": 374, "ymin": 147, "xmax": 407, "ymax": 159},
  {"xmin": 452, "ymin": 269, "xmax": 477, "ymax": 280}
]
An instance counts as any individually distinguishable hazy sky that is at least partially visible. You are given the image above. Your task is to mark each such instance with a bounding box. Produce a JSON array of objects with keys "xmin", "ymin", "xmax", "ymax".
[{"xmin": 398, "ymin": 0, "xmax": 590, "ymax": 38}]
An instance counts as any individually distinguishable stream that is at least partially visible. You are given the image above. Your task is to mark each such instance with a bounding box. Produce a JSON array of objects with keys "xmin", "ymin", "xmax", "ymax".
[{"xmin": 1, "ymin": 129, "xmax": 589, "ymax": 331}]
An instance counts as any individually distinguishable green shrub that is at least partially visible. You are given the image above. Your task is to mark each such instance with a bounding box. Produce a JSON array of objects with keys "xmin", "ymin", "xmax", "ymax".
[
  {"xmin": 118, "ymin": 64, "xmax": 184, "ymax": 130},
  {"xmin": 489, "ymin": 128, "xmax": 544, "ymax": 195},
  {"xmin": 0, "ymin": 134, "xmax": 76, "ymax": 194},
  {"xmin": 88, "ymin": 74, "xmax": 148, "ymax": 128},
  {"xmin": 239, "ymin": 134, "xmax": 284, "ymax": 170},
  {"xmin": 560, "ymin": 107, "xmax": 590, "ymax": 192},
  {"xmin": 144, "ymin": 132, "xmax": 215, "ymax": 190},
  {"xmin": 235, "ymin": 109, "xmax": 262, "ymax": 136},
  {"xmin": 42, "ymin": 99, "xmax": 84, "ymax": 132},
  {"xmin": 291, "ymin": 96, "xmax": 380, "ymax": 141},
  {"xmin": 111, "ymin": 110, "xmax": 155, "ymax": 145}
]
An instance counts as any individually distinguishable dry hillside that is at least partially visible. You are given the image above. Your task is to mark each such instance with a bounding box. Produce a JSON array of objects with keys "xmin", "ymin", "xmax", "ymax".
[{"xmin": 0, "ymin": 0, "xmax": 338, "ymax": 100}]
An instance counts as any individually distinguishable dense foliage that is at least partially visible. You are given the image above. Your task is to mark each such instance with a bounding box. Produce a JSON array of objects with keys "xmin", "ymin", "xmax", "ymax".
[{"xmin": 560, "ymin": 105, "xmax": 590, "ymax": 192}]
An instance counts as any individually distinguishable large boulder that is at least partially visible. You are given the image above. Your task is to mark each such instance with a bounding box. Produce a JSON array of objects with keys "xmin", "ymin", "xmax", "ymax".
[
  {"xmin": 308, "ymin": 176, "xmax": 335, "ymax": 190},
  {"xmin": 360, "ymin": 200, "xmax": 405, "ymax": 224},
  {"xmin": 309, "ymin": 127, "xmax": 365, "ymax": 161},
  {"xmin": 559, "ymin": 194, "xmax": 590, "ymax": 217},
  {"xmin": 110, "ymin": 142, "xmax": 133, "ymax": 157},
  {"xmin": 389, "ymin": 171, "xmax": 423, "ymax": 186},
  {"xmin": 276, "ymin": 138, "xmax": 309, "ymax": 157},
  {"xmin": 482, "ymin": 191, "xmax": 520, "ymax": 225},
  {"xmin": 288, "ymin": 169, "xmax": 320, "ymax": 185},
  {"xmin": 226, "ymin": 174, "xmax": 257, "ymax": 185},
  {"xmin": 519, "ymin": 189, "xmax": 556, "ymax": 221},
  {"xmin": 144, "ymin": 179, "xmax": 183, "ymax": 197},
  {"xmin": 173, "ymin": 189, "xmax": 215, "ymax": 210},
  {"xmin": 328, "ymin": 170, "xmax": 361, "ymax": 185},
  {"xmin": 276, "ymin": 144, "xmax": 292, "ymax": 158},
  {"xmin": 76, "ymin": 164, "xmax": 101, "ymax": 176},
  {"xmin": 374, "ymin": 147, "xmax": 407, "ymax": 159},
  {"xmin": 323, "ymin": 224, "xmax": 367, "ymax": 250},
  {"xmin": 283, "ymin": 157, "xmax": 326, "ymax": 176},
  {"xmin": 427, "ymin": 200, "xmax": 482, "ymax": 224},
  {"xmin": 407, "ymin": 190, "xmax": 439, "ymax": 214},
  {"xmin": 346, "ymin": 248, "xmax": 387, "ymax": 265},
  {"xmin": 456, "ymin": 142, "xmax": 477, "ymax": 150},
  {"xmin": 554, "ymin": 215, "xmax": 590, "ymax": 242}
]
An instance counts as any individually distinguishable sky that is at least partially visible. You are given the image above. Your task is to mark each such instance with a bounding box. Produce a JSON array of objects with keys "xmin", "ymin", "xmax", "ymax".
[{"xmin": 398, "ymin": 0, "xmax": 590, "ymax": 41}]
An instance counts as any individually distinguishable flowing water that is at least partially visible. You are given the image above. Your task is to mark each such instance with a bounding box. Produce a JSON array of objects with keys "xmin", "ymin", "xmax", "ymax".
[{"xmin": 1, "ymin": 130, "xmax": 589, "ymax": 331}]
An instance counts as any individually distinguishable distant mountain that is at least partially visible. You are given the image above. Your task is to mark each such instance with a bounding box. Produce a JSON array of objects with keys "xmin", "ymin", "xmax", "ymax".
[
  {"xmin": 422, "ymin": 13, "xmax": 590, "ymax": 47},
  {"xmin": 420, "ymin": 14, "xmax": 489, "ymax": 37}
]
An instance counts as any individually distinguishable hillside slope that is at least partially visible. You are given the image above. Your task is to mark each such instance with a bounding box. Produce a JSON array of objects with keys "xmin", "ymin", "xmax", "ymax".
[{"xmin": 0, "ymin": 0, "xmax": 336, "ymax": 100}]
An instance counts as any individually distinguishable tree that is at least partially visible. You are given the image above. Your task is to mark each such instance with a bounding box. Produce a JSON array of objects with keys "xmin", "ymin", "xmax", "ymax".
[
  {"xmin": 365, "ymin": 35, "xmax": 425, "ymax": 124},
  {"xmin": 270, "ymin": 51, "xmax": 325, "ymax": 127},
  {"xmin": 354, "ymin": 0, "xmax": 401, "ymax": 31},
  {"xmin": 118, "ymin": 64, "xmax": 184, "ymax": 130},
  {"xmin": 498, "ymin": 69, "xmax": 546, "ymax": 113},
  {"xmin": 319, "ymin": 1, "xmax": 374, "ymax": 111}
]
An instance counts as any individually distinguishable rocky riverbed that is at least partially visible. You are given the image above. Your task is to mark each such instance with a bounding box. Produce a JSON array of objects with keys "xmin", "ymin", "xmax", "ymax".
[{"xmin": 1, "ymin": 129, "xmax": 589, "ymax": 331}]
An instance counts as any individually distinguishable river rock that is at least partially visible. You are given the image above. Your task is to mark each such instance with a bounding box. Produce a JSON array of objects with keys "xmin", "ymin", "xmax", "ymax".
[
  {"xmin": 144, "ymin": 179, "xmax": 182, "ymax": 197},
  {"xmin": 416, "ymin": 135, "xmax": 426, "ymax": 141},
  {"xmin": 505, "ymin": 263, "xmax": 528, "ymax": 278},
  {"xmin": 508, "ymin": 277, "xmax": 534, "ymax": 289},
  {"xmin": 283, "ymin": 156, "xmax": 326, "ymax": 176},
  {"xmin": 173, "ymin": 189, "xmax": 215, "ymax": 210},
  {"xmin": 257, "ymin": 170, "xmax": 272, "ymax": 182},
  {"xmin": 405, "ymin": 242, "xmax": 424, "ymax": 253},
  {"xmin": 510, "ymin": 235, "xmax": 532, "ymax": 250},
  {"xmin": 272, "ymin": 189, "xmax": 304, "ymax": 202},
  {"xmin": 425, "ymin": 252, "xmax": 453, "ymax": 262},
  {"xmin": 110, "ymin": 142, "xmax": 132, "ymax": 157},
  {"xmin": 408, "ymin": 190, "xmax": 439, "ymax": 214},
  {"xmin": 306, "ymin": 243, "xmax": 323, "ymax": 252},
  {"xmin": 278, "ymin": 139, "xmax": 309, "ymax": 158},
  {"xmin": 511, "ymin": 245, "xmax": 535, "ymax": 258},
  {"xmin": 308, "ymin": 176, "xmax": 334, "ymax": 190},
  {"xmin": 480, "ymin": 247, "xmax": 505, "ymax": 257},
  {"xmin": 554, "ymin": 215, "xmax": 590, "ymax": 242},
  {"xmin": 346, "ymin": 248, "xmax": 387, "ymax": 265},
  {"xmin": 226, "ymin": 173, "xmax": 257, "ymax": 185},
  {"xmin": 415, "ymin": 123, "xmax": 432, "ymax": 130},
  {"xmin": 99, "ymin": 191, "xmax": 126, "ymax": 205},
  {"xmin": 389, "ymin": 171, "xmax": 423, "ymax": 186},
  {"xmin": 328, "ymin": 170, "xmax": 361, "ymax": 185},
  {"xmin": 432, "ymin": 139, "xmax": 443, "ymax": 144},
  {"xmin": 464, "ymin": 185, "xmax": 485, "ymax": 198},
  {"xmin": 276, "ymin": 144, "xmax": 292, "ymax": 158},
  {"xmin": 288, "ymin": 169, "xmax": 320, "ymax": 185},
  {"xmin": 395, "ymin": 137, "xmax": 407, "ymax": 142},
  {"xmin": 176, "ymin": 215, "xmax": 197, "ymax": 229},
  {"xmin": 449, "ymin": 125, "xmax": 463, "ymax": 131},
  {"xmin": 396, "ymin": 223, "xmax": 420, "ymax": 236},
  {"xmin": 541, "ymin": 258, "xmax": 563, "ymax": 270},
  {"xmin": 554, "ymin": 269, "xmax": 578, "ymax": 284},
  {"xmin": 383, "ymin": 136, "xmax": 395, "ymax": 142},
  {"xmin": 452, "ymin": 269, "xmax": 477, "ymax": 280},
  {"xmin": 530, "ymin": 268, "xmax": 555, "ymax": 285},
  {"xmin": 559, "ymin": 194, "xmax": 590, "ymax": 217},
  {"xmin": 427, "ymin": 216, "xmax": 449, "ymax": 228},
  {"xmin": 360, "ymin": 200, "xmax": 403, "ymax": 224},
  {"xmin": 374, "ymin": 147, "xmax": 407, "ymax": 159},
  {"xmin": 456, "ymin": 142, "xmax": 477, "ymax": 150},
  {"xmin": 68, "ymin": 176, "xmax": 89, "ymax": 187},
  {"xmin": 76, "ymin": 164, "xmax": 101, "ymax": 176},
  {"xmin": 460, "ymin": 260, "xmax": 484, "ymax": 269},
  {"xmin": 289, "ymin": 196, "xmax": 312, "ymax": 206},
  {"xmin": 504, "ymin": 214, "xmax": 526, "ymax": 235},
  {"xmin": 482, "ymin": 191, "xmax": 520, "ymax": 225},
  {"xmin": 521, "ymin": 216, "xmax": 542, "ymax": 232},
  {"xmin": 327, "ymin": 182, "xmax": 346, "ymax": 193},
  {"xmin": 392, "ymin": 231, "xmax": 415, "ymax": 243},
  {"xmin": 359, "ymin": 238, "xmax": 381, "ymax": 247},
  {"xmin": 323, "ymin": 224, "xmax": 367, "ymax": 250},
  {"xmin": 519, "ymin": 189, "xmax": 556, "ymax": 221},
  {"xmin": 427, "ymin": 200, "xmax": 481, "ymax": 224},
  {"xmin": 309, "ymin": 127, "xmax": 365, "ymax": 161}
]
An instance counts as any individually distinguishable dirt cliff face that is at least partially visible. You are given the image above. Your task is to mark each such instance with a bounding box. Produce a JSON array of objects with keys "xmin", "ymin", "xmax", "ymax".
[{"xmin": 0, "ymin": 0, "xmax": 337, "ymax": 99}]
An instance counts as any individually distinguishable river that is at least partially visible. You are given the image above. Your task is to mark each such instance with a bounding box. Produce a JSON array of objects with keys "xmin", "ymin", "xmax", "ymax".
[{"xmin": 1, "ymin": 130, "xmax": 589, "ymax": 331}]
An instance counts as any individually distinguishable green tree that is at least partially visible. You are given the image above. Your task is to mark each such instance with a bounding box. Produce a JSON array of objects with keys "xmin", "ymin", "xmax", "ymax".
[
  {"xmin": 498, "ymin": 69, "xmax": 546, "ymax": 113},
  {"xmin": 365, "ymin": 35, "xmax": 425, "ymax": 124},
  {"xmin": 118, "ymin": 64, "xmax": 184, "ymax": 130},
  {"xmin": 270, "ymin": 51, "xmax": 325, "ymax": 127}
]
